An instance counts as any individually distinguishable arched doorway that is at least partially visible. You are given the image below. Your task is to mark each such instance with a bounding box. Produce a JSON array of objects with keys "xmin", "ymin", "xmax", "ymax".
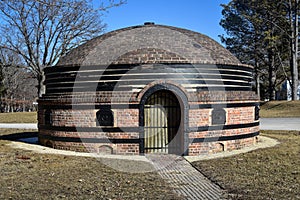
[{"xmin": 143, "ymin": 90, "xmax": 183, "ymax": 155}]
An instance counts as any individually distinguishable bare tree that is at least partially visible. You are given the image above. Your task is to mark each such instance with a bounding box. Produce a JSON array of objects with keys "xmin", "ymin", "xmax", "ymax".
[
  {"xmin": 0, "ymin": 48, "xmax": 37, "ymax": 112},
  {"xmin": 288, "ymin": 0, "xmax": 299, "ymax": 100},
  {"xmin": 0, "ymin": 0, "xmax": 125, "ymax": 97}
]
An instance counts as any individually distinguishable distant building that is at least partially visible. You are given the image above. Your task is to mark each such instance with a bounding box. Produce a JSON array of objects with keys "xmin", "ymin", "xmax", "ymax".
[{"xmin": 276, "ymin": 80, "xmax": 300, "ymax": 100}]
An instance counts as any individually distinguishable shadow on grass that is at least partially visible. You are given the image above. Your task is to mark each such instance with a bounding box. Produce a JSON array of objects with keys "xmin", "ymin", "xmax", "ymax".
[{"xmin": 0, "ymin": 131, "xmax": 38, "ymax": 141}]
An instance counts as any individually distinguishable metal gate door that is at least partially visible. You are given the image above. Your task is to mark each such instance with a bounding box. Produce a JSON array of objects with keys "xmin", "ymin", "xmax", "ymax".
[{"xmin": 144, "ymin": 90, "xmax": 182, "ymax": 154}]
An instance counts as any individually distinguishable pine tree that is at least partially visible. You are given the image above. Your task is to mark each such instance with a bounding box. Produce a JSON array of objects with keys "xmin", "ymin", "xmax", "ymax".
[{"xmin": 220, "ymin": 0, "xmax": 298, "ymax": 100}]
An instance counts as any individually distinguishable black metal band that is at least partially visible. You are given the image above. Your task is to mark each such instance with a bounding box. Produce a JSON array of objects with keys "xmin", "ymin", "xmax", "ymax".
[
  {"xmin": 38, "ymin": 131, "xmax": 259, "ymax": 144},
  {"xmin": 39, "ymin": 125, "xmax": 140, "ymax": 132},
  {"xmin": 39, "ymin": 121, "xmax": 259, "ymax": 133},
  {"xmin": 44, "ymin": 63, "xmax": 254, "ymax": 94},
  {"xmin": 38, "ymin": 102, "xmax": 258, "ymax": 110},
  {"xmin": 44, "ymin": 63, "xmax": 253, "ymax": 74},
  {"xmin": 38, "ymin": 104, "xmax": 140, "ymax": 110},
  {"xmin": 189, "ymin": 102, "xmax": 259, "ymax": 109},
  {"xmin": 191, "ymin": 131, "xmax": 259, "ymax": 143},
  {"xmin": 39, "ymin": 134, "xmax": 140, "ymax": 144},
  {"xmin": 190, "ymin": 121, "xmax": 259, "ymax": 132}
]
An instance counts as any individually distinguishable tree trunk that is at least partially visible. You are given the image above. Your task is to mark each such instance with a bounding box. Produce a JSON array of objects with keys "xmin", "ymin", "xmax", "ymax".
[
  {"xmin": 256, "ymin": 73, "xmax": 261, "ymax": 100},
  {"xmin": 290, "ymin": 0, "xmax": 299, "ymax": 100},
  {"xmin": 10, "ymin": 96, "xmax": 13, "ymax": 112},
  {"xmin": 268, "ymin": 52, "xmax": 276, "ymax": 100},
  {"xmin": 254, "ymin": 54, "xmax": 261, "ymax": 100},
  {"xmin": 23, "ymin": 97, "xmax": 26, "ymax": 112},
  {"xmin": 37, "ymin": 71, "xmax": 46, "ymax": 98}
]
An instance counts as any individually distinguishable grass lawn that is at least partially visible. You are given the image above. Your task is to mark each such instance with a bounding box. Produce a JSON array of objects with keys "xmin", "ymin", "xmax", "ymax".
[
  {"xmin": 192, "ymin": 130, "xmax": 300, "ymax": 200},
  {"xmin": 0, "ymin": 112, "xmax": 37, "ymax": 123},
  {"xmin": 0, "ymin": 129, "xmax": 182, "ymax": 200},
  {"xmin": 2, "ymin": 129, "xmax": 299, "ymax": 199},
  {"xmin": 260, "ymin": 100, "xmax": 300, "ymax": 118},
  {"xmin": 0, "ymin": 102, "xmax": 299, "ymax": 199}
]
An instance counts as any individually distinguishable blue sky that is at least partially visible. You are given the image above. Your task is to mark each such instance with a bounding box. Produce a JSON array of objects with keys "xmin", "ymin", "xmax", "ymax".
[{"xmin": 101, "ymin": 0, "xmax": 230, "ymax": 44}]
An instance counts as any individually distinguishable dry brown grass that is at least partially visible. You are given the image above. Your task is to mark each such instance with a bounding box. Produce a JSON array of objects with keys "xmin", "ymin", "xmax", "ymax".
[
  {"xmin": 0, "ymin": 129, "xmax": 182, "ymax": 200},
  {"xmin": 0, "ymin": 112, "xmax": 37, "ymax": 123},
  {"xmin": 260, "ymin": 100, "xmax": 300, "ymax": 118},
  {"xmin": 192, "ymin": 130, "xmax": 300, "ymax": 200}
]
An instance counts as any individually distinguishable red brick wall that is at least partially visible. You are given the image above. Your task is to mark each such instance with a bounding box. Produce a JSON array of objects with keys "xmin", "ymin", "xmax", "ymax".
[
  {"xmin": 115, "ymin": 109, "xmax": 139, "ymax": 127},
  {"xmin": 188, "ymin": 106, "xmax": 257, "ymax": 127},
  {"xmin": 51, "ymin": 110, "xmax": 96, "ymax": 127},
  {"xmin": 38, "ymin": 91, "xmax": 259, "ymax": 155},
  {"xmin": 41, "ymin": 108, "xmax": 140, "ymax": 128},
  {"xmin": 187, "ymin": 104, "xmax": 258, "ymax": 155},
  {"xmin": 188, "ymin": 137, "xmax": 257, "ymax": 156},
  {"xmin": 226, "ymin": 106, "xmax": 255, "ymax": 125},
  {"xmin": 189, "ymin": 109, "xmax": 211, "ymax": 127}
]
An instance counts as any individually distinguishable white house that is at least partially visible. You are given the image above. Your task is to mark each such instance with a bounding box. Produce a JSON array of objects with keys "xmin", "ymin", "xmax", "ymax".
[{"xmin": 277, "ymin": 80, "xmax": 300, "ymax": 100}]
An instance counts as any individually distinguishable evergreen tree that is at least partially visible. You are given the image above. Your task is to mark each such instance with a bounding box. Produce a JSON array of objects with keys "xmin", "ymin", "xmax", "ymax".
[{"xmin": 220, "ymin": 0, "xmax": 298, "ymax": 100}]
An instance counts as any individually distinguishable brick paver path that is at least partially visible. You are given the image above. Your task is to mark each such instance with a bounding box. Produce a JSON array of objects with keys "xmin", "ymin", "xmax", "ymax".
[{"xmin": 146, "ymin": 154, "xmax": 226, "ymax": 200}]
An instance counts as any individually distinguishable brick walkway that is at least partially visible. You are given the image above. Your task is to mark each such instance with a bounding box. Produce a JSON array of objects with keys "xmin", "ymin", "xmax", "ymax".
[{"xmin": 146, "ymin": 154, "xmax": 226, "ymax": 200}]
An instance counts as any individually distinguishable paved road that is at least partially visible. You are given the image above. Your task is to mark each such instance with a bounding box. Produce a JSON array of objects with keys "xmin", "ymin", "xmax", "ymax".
[
  {"xmin": 260, "ymin": 118, "xmax": 300, "ymax": 131},
  {"xmin": 0, "ymin": 123, "xmax": 38, "ymax": 129}
]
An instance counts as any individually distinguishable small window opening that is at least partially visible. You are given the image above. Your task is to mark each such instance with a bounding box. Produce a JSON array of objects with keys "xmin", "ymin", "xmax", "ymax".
[
  {"xmin": 212, "ymin": 108, "xmax": 226, "ymax": 125},
  {"xmin": 255, "ymin": 105, "xmax": 260, "ymax": 120},
  {"xmin": 96, "ymin": 109, "xmax": 114, "ymax": 126},
  {"xmin": 45, "ymin": 109, "xmax": 52, "ymax": 125}
]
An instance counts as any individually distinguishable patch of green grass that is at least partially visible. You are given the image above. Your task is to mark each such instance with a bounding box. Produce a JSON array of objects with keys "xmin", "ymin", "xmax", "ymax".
[
  {"xmin": 0, "ymin": 129, "xmax": 182, "ymax": 200},
  {"xmin": 260, "ymin": 100, "xmax": 300, "ymax": 118},
  {"xmin": 0, "ymin": 112, "xmax": 37, "ymax": 123},
  {"xmin": 192, "ymin": 130, "xmax": 300, "ymax": 200}
]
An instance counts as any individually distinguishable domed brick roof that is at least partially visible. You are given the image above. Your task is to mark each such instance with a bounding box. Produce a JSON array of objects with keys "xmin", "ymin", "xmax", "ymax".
[
  {"xmin": 57, "ymin": 23, "xmax": 242, "ymax": 66},
  {"xmin": 44, "ymin": 24, "xmax": 254, "ymax": 95}
]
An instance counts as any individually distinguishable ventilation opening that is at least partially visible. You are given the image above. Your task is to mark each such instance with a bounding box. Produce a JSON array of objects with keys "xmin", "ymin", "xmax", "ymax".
[
  {"xmin": 98, "ymin": 145, "xmax": 113, "ymax": 154},
  {"xmin": 212, "ymin": 108, "xmax": 226, "ymax": 125},
  {"xmin": 255, "ymin": 136, "xmax": 259, "ymax": 144},
  {"xmin": 144, "ymin": 22, "xmax": 155, "ymax": 25},
  {"xmin": 45, "ymin": 140, "xmax": 53, "ymax": 148},
  {"xmin": 214, "ymin": 143, "xmax": 225, "ymax": 153},
  {"xmin": 96, "ymin": 109, "xmax": 114, "ymax": 126}
]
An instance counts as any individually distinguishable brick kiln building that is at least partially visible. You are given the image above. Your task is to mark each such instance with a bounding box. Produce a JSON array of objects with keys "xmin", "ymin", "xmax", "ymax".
[{"xmin": 38, "ymin": 23, "xmax": 260, "ymax": 156}]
